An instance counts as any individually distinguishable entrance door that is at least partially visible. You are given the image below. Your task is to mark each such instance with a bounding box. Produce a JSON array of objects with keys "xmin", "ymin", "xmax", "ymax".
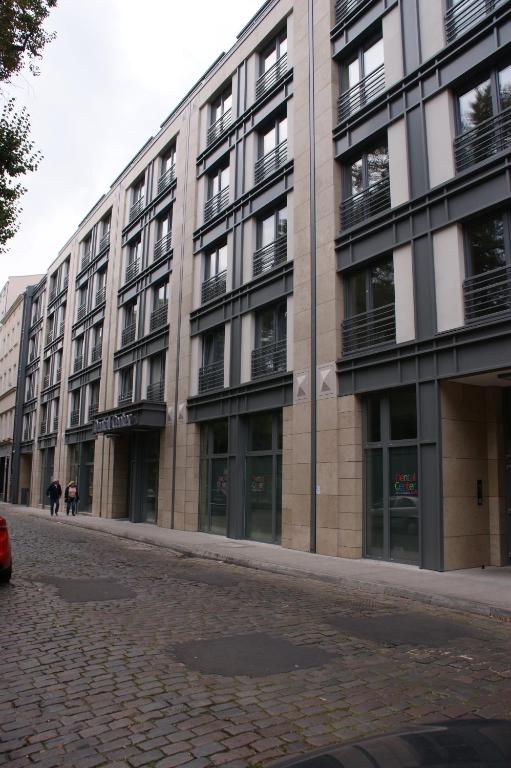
[
  {"xmin": 245, "ymin": 411, "xmax": 282, "ymax": 543},
  {"xmin": 199, "ymin": 420, "xmax": 228, "ymax": 535},
  {"xmin": 364, "ymin": 388, "xmax": 419, "ymax": 564},
  {"xmin": 40, "ymin": 448, "xmax": 55, "ymax": 508},
  {"xmin": 141, "ymin": 433, "xmax": 159, "ymax": 523}
]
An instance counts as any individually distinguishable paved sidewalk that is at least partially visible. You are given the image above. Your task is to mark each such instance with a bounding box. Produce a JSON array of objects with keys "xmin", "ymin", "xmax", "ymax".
[{"xmin": 3, "ymin": 502, "xmax": 511, "ymax": 619}]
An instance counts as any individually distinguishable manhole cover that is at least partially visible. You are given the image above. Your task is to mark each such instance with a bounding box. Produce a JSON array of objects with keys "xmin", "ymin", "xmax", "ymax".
[
  {"xmin": 172, "ymin": 632, "xmax": 335, "ymax": 677},
  {"xmin": 33, "ymin": 576, "xmax": 136, "ymax": 602},
  {"xmin": 328, "ymin": 612, "xmax": 482, "ymax": 647}
]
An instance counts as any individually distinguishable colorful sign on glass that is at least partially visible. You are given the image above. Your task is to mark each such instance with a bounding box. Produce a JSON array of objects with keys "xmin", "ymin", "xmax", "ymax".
[{"xmin": 393, "ymin": 471, "xmax": 418, "ymax": 496}]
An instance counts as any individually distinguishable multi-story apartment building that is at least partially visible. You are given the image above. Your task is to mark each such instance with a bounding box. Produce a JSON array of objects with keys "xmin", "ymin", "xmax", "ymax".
[
  {"xmin": 9, "ymin": 0, "xmax": 511, "ymax": 571},
  {"xmin": 0, "ymin": 276, "xmax": 43, "ymax": 500}
]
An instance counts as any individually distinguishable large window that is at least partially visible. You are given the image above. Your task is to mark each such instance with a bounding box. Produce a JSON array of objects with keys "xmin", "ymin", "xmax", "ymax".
[
  {"xmin": 205, "ymin": 165, "xmax": 230, "ymax": 221},
  {"xmin": 157, "ymin": 143, "xmax": 176, "ymax": 195},
  {"xmin": 256, "ymin": 30, "xmax": 288, "ymax": 99},
  {"xmin": 252, "ymin": 302, "xmax": 287, "ymax": 379},
  {"xmin": 208, "ymin": 88, "xmax": 232, "ymax": 145},
  {"xmin": 255, "ymin": 116, "xmax": 288, "ymax": 183},
  {"xmin": 341, "ymin": 144, "xmax": 390, "ymax": 229},
  {"xmin": 455, "ymin": 63, "xmax": 511, "ymax": 171},
  {"xmin": 254, "ymin": 205, "xmax": 288, "ymax": 276},
  {"xmin": 339, "ymin": 35, "xmax": 385, "ymax": 122},
  {"xmin": 463, "ymin": 212, "xmax": 511, "ymax": 321},
  {"xmin": 199, "ymin": 327, "xmax": 225, "ymax": 392},
  {"xmin": 343, "ymin": 256, "xmax": 395, "ymax": 353},
  {"xmin": 245, "ymin": 411, "xmax": 282, "ymax": 544},
  {"xmin": 154, "ymin": 209, "xmax": 172, "ymax": 261},
  {"xmin": 365, "ymin": 387, "xmax": 419, "ymax": 565},
  {"xmin": 199, "ymin": 420, "xmax": 229, "ymax": 535},
  {"xmin": 202, "ymin": 242, "xmax": 227, "ymax": 303}
]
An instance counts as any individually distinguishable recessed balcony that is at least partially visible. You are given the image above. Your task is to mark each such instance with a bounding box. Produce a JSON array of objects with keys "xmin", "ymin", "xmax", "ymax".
[
  {"xmin": 154, "ymin": 231, "xmax": 172, "ymax": 262},
  {"xmin": 149, "ymin": 302, "xmax": 168, "ymax": 332},
  {"xmin": 255, "ymin": 53, "xmax": 288, "ymax": 100},
  {"xmin": 204, "ymin": 187, "xmax": 229, "ymax": 223},
  {"xmin": 337, "ymin": 63, "xmax": 385, "ymax": 124},
  {"xmin": 198, "ymin": 360, "xmax": 224, "ymax": 393},
  {"xmin": 146, "ymin": 380, "xmax": 165, "ymax": 403},
  {"xmin": 201, "ymin": 271, "xmax": 227, "ymax": 304},
  {"xmin": 251, "ymin": 339, "xmax": 287, "ymax": 379},
  {"xmin": 207, "ymin": 108, "xmax": 232, "ymax": 146},
  {"xmin": 342, "ymin": 303, "xmax": 396, "ymax": 355},
  {"xmin": 254, "ymin": 140, "xmax": 287, "ymax": 185},
  {"xmin": 340, "ymin": 176, "xmax": 391, "ymax": 230},
  {"xmin": 157, "ymin": 164, "xmax": 176, "ymax": 196},
  {"xmin": 464, "ymin": 265, "xmax": 511, "ymax": 323},
  {"xmin": 253, "ymin": 235, "xmax": 287, "ymax": 277}
]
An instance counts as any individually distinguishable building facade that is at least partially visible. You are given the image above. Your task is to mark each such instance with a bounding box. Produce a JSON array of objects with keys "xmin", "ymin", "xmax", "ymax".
[{"xmin": 9, "ymin": 0, "xmax": 511, "ymax": 570}]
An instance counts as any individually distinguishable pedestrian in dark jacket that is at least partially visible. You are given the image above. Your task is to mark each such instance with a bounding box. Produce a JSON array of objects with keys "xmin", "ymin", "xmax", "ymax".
[
  {"xmin": 46, "ymin": 480, "xmax": 62, "ymax": 516},
  {"xmin": 65, "ymin": 481, "xmax": 79, "ymax": 516}
]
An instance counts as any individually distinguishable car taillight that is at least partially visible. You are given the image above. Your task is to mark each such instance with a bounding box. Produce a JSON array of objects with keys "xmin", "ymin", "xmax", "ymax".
[{"xmin": 0, "ymin": 518, "xmax": 10, "ymax": 560}]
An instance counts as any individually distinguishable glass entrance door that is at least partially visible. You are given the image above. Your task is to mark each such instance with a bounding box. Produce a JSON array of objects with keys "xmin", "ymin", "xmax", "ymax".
[
  {"xmin": 199, "ymin": 420, "xmax": 228, "ymax": 535},
  {"xmin": 364, "ymin": 388, "xmax": 419, "ymax": 564},
  {"xmin": 245, "ymin": 411, "xmax": 282, "ymax": 543},
  {"xmin": 141, "ymin": 433, "xmax": 160, "ymax": 524}
]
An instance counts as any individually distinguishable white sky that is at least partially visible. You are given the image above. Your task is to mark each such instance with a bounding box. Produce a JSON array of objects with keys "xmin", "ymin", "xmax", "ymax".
[{"xmin": 0, "ymin": 0, "xmax": 264, "ymax": 286}]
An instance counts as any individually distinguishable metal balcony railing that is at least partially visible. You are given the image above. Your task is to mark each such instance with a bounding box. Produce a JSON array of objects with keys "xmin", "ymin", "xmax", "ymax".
[
  {"xmin": 204, "ymin": 186, "xmax": 229, "ymax": 222},
  {"xmin": 88, "ymin": 403, "xmax": 99, "ymax": 421},
  {"xmin": 40, "ymin": 420, "xmax": 47, "ymax": 435},
  {"xmin": 253, "ymin": 235, "xmax": 287, "ymax": 277},
  {"xmin": 154, "ymin": 231, "xmax": 172, "ymax": 261},
  {"xmin": 125, "ymin": 258, "xmax": 140, "ymax": 283},
  {"xmin": 29, "ymin": 350, "xmax": 36, "ymax": 362},
  {"xmin": 62, "ymin": 275, "xmax": 69, "ymax": 289},
  {"xmin": 70, "ymin": 410, "xmax": 80, "ymax": 427},
  {"xmin": 198, "ymin": 360, "xmax": 224, "ymax": 393},
  {"xmin": 201, "ymin": 270, "xmax": 227, "ymax": 304},
  {"xmin": 340, "ymin": 176, "xmax": 391, "ymax": 230},
  {"xmin": 59, "ymin": 321, "xmax": 65, "ymax": 336},
  {"xmin": 80, "ymin": 252, "xmax": 91, "ymax": 271},
  {"xmin": 146, "ymin": 380, "xmax": 165, "ymax": 403},
  {"xmin": 76, "ymin": 303, "xmax": 87, "ymax": 321},
  {"xmin": 254, "ymin": 140, "xmax": 288, "ymax": 184},
  {"xmin": 256, "ymin": 53, "xmax": 288, "ymax": 100},
  {"xmin": 335, "ymin": 0, "xmax": 372, "ymax": 24},
  {"xmin": 23, "ymin": 429, "xmax": 31, "ymax": 441},
  {"xmin": 73, "ymin": 355, "xmax": 84, "ymax": 373},
  {"xmin": 48, "ymin": 287, "xmax": 57, "ymax": 303},
  {"xmin": 95, "ymin": 286, "xmax": 106, "ymax": 306},
  {"xmin": 157, "ymin": 164, "xmax": 176, "ymax": 195},
  {"xmin": 52, "ymin": 417, "xmax": 58, "ymax": 433},
  {"xmin": 454, "ymin": 108, "xmax": 511, "ymax": 172},
  {"xmin": 90, "ymin": 343, "xmax": 102, "ymax": 363},
  {"xmin": 251, "ymin": 339, "xmax": 287, "ymax": 379},
  {"xmin": 30, "ymin": 314, "xmax": 39, "ymax": 326},
  {"xmin": 445, "ymin": 0, "xmax": 505, "ymax": 42},
  {"xmin": 46, "ymin": 330, "xmax": 54, "ymax": 345},
  {"xmin": 55, "ymin": 368, "xmax": 61, "ymax": 382},
  {"xmin": 342, "ymin": 303, "xmax": 396, "ymax": 355},
  {"xmin": 464, "ymin": 264, "xmax": 511, "ymax": 322},
  {"xmin": 207, "ymin": 108, "xmax": 232, "ymax": 146},
  {"xmin": 118, "ymin": 390, "xmax": 133, "ymax": 406},
  {"xmin": 121, "ymin": 322, "xmax": 136, "ymax": 346},
  {"xmin": 338, "ymin": 63, "xmax": 385, "ymax": 123},
  {"xmin": 149, "ymin": 302, "xmax": 168, "ymax": 332},
  {"xmin": 43, "ymin": 374, "xmax": 50, "ymax": 390},
  {"xmin": 98, "ymin": 231, "xmax": 110, "ymax": 252},
  {"xmin": 129, "ymin": 196, "xmax": 144, "ymax": 222},
  {"xmin": 26, "ymin": 388, "xmax": 35, "ymax": 401}
]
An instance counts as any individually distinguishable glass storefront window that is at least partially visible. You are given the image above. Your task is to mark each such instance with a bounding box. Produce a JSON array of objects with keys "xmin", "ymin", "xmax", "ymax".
[
  {"xmin": 199, "ymin": 419, "xmax": 228, "ymax": 536},
  {"xmin": 367, "ymin": 395, "xmax": 381, "ymax": 442},
  {"xmin": 389, "ymin": 447, "xmax": 419, "ymax": 564},
  {"xmin": 390, "ymin": 387, "xmax": 417, "ymax": 440},
  {"xmin": 366, "ymin": 448, "xmax": 383, "ymax": 558},
  {"xmin": 245, "ymin": 411, "xmax": 282, "ymax": 544},
  {"xmin": 249, "ymin": 413, "xmax": 273, "ymax": 451}
]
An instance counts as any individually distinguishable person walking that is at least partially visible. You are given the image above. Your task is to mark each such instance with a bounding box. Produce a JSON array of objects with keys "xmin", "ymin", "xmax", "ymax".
[
  {"xmin": 46, "ymin": 479, "xmax": 62, "ymax": 516},
  {"xmin": 65, "ymin": 481, "xmax": 79, "ymax": 516}
]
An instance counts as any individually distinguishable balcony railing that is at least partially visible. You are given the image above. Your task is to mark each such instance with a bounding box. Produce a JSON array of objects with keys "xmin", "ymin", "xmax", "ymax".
[
  {"xmin": 340, "ymin": 176, "xmax": 391, "ymax": 230},
  {"xmin": 46, "ymin": 330, "xmax": 54, "ymax": 345},
  {"xmin": 125, "ymin": 258, "xmax": 140, "ymax": 283},
  {"xmin": 55, "ymin": 368, "xmax": 61, "ymax": 382},
  {"xmin": 98, "ymin": 231, "xmax": 110, "ymax": 252},
  {"xmin": 204, "ymin": 186, "xmax": 229, "ymax": 223},
  {"xmin": 157, "ymin": 164, "xmax": 176, "ymax": 195},
  {"xmin": 251, "ymin": 339, "xmax": 287, "ymax": 379},
  {"xmin": 80, "ymin": 251, "xmax": 91, "ymax": 271},
  {"xmin": 464, "ymin": 264, "xmax": 511, "ymax": 322},
  {"xmin": 76, "ymin": 303, "xmax": 87, "ymax": 321},
  {"xmin": 154, "ymin": 231, "xmax": 172, "ymax": 262},
  {"xmin": 73, "ymin": 355, "xmax": 84, "ymax": 373},
  {"xmin": 335, "ymin": 0, "xmax": 372, "ymax": 24},
  {"xmin": 256, "ymin": 53, "xmax": 288, "ymax": 100},
  {"xmin": 48, "ymin": 287, "xmax": 57, "ymax": 303},
  {"xmin": 70, "ymin": 410, "xmax": 80, "ymax": 427},
  {"xmin": 40, "ymin": 420, "xmax": 47, "ymax": 436},
  {"xmin": 198, "ymin": 360, "xmax": 224, "ymax": 393},
  {"xmin": 121, "ymin": 322, "xmax": 136, "ymax": 346},
  {"xmin": 95, "ymin": 286, "xmax": 106, "ymax": 306},
  {"xmin": 454, "ymin": 108, "xmax": 511, "ymax": 172},
  {"xmin": 445, "ymin": 0, "xmax": 505, "ymax": 43},
  {"xmin": 90, "ymin": 343, "xmax": 102, "ymax": 363},
  {"xmin": 63, "ymin": 275, "xmax": 69, "ymax": 290},
  {"xmin": 23, "ymin": 429, "xmax": 31, "ymax": 441},
  {"xmin": 342, "ymin": 303, "xmax": 396, "ymax": 355},
  {"xmin": 207, "ymin": 108, "xmax": 232, "ymax": 146},
  {"xmin": 201, "ymin": 270, "xmax": 227, "ymax": 304},
  {"xmin": 253, "ymin": 235, "xmax": 287, "ymax": 277},
  {"xmin": 118, "ymin": 390, "xmax": 133, "ymax": 406},
  {"xmin": 149, "ymin": 302, "xmax": 168, "ymax": 332},
  {"xmin": 43, "ymin": 374, "xmax": 50, "ymax": 390},
  {"xmin": 88, "ymin": 403, "xmax": 99, "ymax": 421},
  {"xmin": 146, "ymin": 380, "xmax": 165, "ymax": 403},
  {"xmin": 26, "ymin": 388, "xmax": 35, "ymax": 401},
  {"xmin": 29, "ymin": 350, "xmax": 36, "ymax": 362},
  {"xmin": 254, "ymin": 140, "xmax": 288, "ymax": 184},
  {"xmin": 129, "ymin": 196, "xmax": 144, "ymax": 222},
  {"xmin": 338, "ymin": 63, "xmax": 385, "ymax": 123},
  {"xmin": 59, "ymin": 321, "xmax": 65, "ymax": 336},
  {"xmin": 52, "ymin": 417, "xmax": 58, "ymax": 433}
]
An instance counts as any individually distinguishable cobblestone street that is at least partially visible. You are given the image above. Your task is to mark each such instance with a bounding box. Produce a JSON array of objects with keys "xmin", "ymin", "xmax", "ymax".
[{"xmin": 2, "ymin": 509, "xmax": 511, "ymax": 768}]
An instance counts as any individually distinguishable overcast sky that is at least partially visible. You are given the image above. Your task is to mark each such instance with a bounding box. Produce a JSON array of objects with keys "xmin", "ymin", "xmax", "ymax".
[{"xmin": 0, "ymin": 0, "xmax": 263, "ymax": 287}]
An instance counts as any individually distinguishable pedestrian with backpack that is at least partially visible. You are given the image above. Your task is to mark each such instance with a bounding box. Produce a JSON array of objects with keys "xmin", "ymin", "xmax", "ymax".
[
  {"xmin": 47, "ymin": 479, "xmax": 62, "ymax": 516},
  {"xmin": 65, "ymin": 481, "xmax": 79, "ymax": 516}
]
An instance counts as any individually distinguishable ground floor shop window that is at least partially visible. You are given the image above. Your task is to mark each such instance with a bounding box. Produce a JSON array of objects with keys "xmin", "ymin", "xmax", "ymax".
[
  {"xmin": 199, "ymin": 420, "xmax": 228, "ymax": 535},
  {"xmin": 141, "ymin": 433, "xmax": 159, "ymax": 524},
  {"xmin": 245, "ymin": 411, "xmax": 282, "ymax": 544},
  {"xmin": 364, "ymin": 387, "xmax": 419, "ymax": 564},
  {"xmin": 68, "ymin": 441, "xmax": 95, "ymax": 513}
]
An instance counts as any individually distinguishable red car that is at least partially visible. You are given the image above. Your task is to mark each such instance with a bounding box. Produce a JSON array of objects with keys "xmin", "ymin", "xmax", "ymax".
[{"xmin": 0, "ymin": 516, "xmax": 12, "ymax": 583}]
